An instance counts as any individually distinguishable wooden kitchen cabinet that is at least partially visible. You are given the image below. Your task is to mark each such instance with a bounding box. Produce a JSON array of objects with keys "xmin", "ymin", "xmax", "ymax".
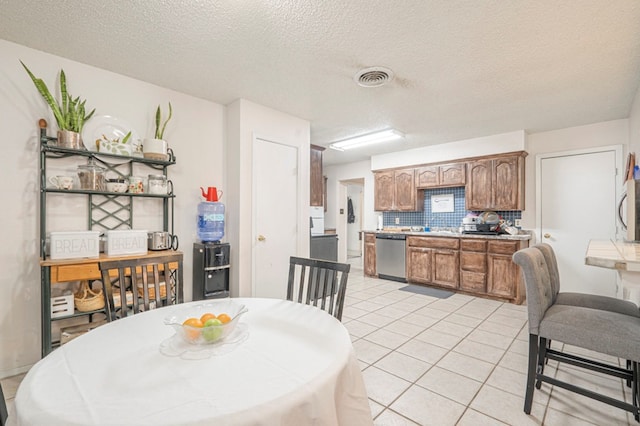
[
  {"xmin": 493, "ymin": 156, "xmax": 523, "ymax": 210},
  {"xmin": 466, "ymin": 160, "xmax": 492, "ymax": 210},
  {"xmin": 416, "ymin": 166, "xmax": 439, "ymax": 188},
  {"xmin": 364, "ymin": 233, "xmax": 377, "ymax": 277},
  {"xmin": 433, "ymin": 249, "xmax": 459, "ymax": 288},
  {"xmin": 465, "ymin": 153, "xmax": 525, "ymax": 211},
  {"xmin": 374, "ymin": 168, "xmax": 423, "ymax": 211},
  {"xmin": 459, "ymin": 239, "xmax": 487, "ymax": 294},
  {"xmin": 374, "ymin": 171, "xmax": 395, "ymax": 210},
  {"xmin": 487, "ymin": 240, "xmax": 525, "ymax": 303},
  {"xmin": 407, "ymin": 246, "xmax": 433, "ymax": 284},
  {"xmin": 417, "ymin": 163, "xmax": 466, "ymax": 188},
  {"xmin": 406, "ymin": 236, "xmax": 459, "ymax": 288},
  {"xmin": 310, "ymin": 145, "xmax": 324, "ymax": 207},
  {"xmin": 405, "ymin": 234, "xmax": 526, "ymax": 303}
]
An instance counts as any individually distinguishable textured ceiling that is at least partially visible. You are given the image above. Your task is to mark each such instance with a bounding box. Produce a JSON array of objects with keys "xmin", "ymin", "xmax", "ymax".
[{"xmin": 2, "ymin": 1, "xmax": 640, "ymax": 165}]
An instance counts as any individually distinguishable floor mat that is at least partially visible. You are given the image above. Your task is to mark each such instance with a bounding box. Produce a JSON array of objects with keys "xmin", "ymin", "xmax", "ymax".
[{"xmin": 399, "ymin": 285, "xmax": 454, "ymax": 299}]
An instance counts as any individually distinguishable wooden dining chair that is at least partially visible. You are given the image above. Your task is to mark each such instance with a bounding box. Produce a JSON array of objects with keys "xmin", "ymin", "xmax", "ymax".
[
  {"xmin": 287, "ymin": 256, "xmax": 350, "ymax": 321},
  {"xmin": 0, "ymin": 381, "xmax": 8, "ymax": 426},
  {"xmin": 99, "ymin": 252, "xmax": 184, "ymax": 321}
]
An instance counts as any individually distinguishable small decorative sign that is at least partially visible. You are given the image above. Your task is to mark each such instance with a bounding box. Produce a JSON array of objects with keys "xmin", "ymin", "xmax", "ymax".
[
  {"xmin": 431, "ymin": 194, "xmax": 454, "ymax": 213},
  {"xmin": 105, "ymin": 230, "xmax": 148, "ymax": 256}
]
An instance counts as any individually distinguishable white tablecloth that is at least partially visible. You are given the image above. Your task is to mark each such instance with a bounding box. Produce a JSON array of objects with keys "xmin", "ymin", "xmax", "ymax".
[{"xmin": 14, "ymin": 298, "xmax": 372, "ymax": 425}]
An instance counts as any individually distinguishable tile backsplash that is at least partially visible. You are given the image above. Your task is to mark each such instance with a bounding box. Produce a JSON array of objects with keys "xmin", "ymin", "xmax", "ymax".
[{"xmin": 382, "ymin": 186, "xmax": 521, "ymax": 228}]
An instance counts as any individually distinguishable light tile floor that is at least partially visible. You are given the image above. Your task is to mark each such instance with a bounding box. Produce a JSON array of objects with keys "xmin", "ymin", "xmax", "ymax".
[
  {"xmin": 2, "ymin": 257, "xmax": 636, "ymax": 425},
  {"xmin": 342, "ymin": 256, "xmax": 637, "ymax": 426}
]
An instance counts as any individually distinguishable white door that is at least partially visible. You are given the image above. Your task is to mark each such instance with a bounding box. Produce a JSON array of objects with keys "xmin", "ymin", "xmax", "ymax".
[
  {"xmin": 537, "ymin": 146, "xmax": 621, "ymax": 296},
  {"xmin": 253, "ymin": 138, "xmax": 298, "ymax": 299}
]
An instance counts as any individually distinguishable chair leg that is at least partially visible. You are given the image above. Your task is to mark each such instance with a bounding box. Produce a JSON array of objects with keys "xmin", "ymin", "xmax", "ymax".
[
  {"xmin": 633, "ymin": 361, "xmax": 639, "ymax": 422},
  {"xmin": 536, "ymin": 337, "xmax": 548, "ymax": 389},
  {"xmin": 525, "ymin": 333, "xmax": 539, "ymax": 414},
  {"xmin": 627, "ymin": 359, "xmax": 632, "ymax": 388}
]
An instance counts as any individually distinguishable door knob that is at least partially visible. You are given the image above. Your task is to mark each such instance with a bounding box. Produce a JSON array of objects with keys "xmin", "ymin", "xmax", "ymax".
[
  {"xmin": 544, "ymin": 233, "xmax": 551, "ymax": 239},
  {"xmin": 257, "ymin": 235, "xmax": 266, "ymax": 242}
]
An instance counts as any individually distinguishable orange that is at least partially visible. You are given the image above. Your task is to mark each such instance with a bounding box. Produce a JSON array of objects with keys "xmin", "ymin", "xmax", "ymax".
[
  {"xmin": 217, "ymin": 313, "xmax": 231, "ymax": 324},
  {"xmin": 182, "ymin": 317, "xmax": 204, "ymax": 341},
  {"xmin": 200, "ymin": 313, "xmax": 217, "ymax": 324}
]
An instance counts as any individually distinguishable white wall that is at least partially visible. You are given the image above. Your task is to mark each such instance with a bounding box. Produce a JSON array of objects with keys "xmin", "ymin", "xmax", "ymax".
[
  {"xmin": 325, "ymin": 123, "xmax": 629, "ymax": 247},
  {"xmin": 370, "ymin": 131, "xmax": 526, "ymax": 170},
  {"xmin": 324, "ymin": 160, "xmax": 375, "ymax": 262},
  {"xmin": 629, "ymin": 84, "xmax": 640, "ymax": 154},
  {"xmin": 523, "ymin": 119, "xmax": 629, "ymax": 229},
  {"xmin": 326, "ymin": 132, "xmax": 527, "ymax": 241},
  {"xmin": 0, "ymin": 40, "xmax": 225, "ymax": 377},
  {"xmin": 226, "ymin": 99, "xmax": 310, "ymax": 297}
]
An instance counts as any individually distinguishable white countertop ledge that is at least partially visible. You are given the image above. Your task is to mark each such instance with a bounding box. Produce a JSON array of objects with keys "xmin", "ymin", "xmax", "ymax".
[{"xmin": 585, "ymin": 239, "xmax": 640, "ymax": 271}]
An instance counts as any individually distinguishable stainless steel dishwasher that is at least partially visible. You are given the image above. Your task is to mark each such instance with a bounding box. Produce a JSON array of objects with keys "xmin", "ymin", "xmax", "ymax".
[{"xmin": 375, "ymin": 233, "xmax": 407, "ymax": 282}]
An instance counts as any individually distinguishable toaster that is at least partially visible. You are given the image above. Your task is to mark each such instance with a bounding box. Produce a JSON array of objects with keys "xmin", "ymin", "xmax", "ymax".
[{"xmin": 148, "ymin": 231, "xmax": 178, "ymax": 250}]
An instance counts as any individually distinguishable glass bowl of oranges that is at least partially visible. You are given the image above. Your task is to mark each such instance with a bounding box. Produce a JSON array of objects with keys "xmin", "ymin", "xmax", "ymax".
[{"xmin": 164, "ymin": 300, "xmax": 248, "ymax": 345}]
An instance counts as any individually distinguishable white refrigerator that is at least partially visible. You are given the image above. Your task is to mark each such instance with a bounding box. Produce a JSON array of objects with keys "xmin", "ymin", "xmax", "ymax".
[{"xmin": 310, "ymin": 206, "xmax": 324, "ymax": 236}]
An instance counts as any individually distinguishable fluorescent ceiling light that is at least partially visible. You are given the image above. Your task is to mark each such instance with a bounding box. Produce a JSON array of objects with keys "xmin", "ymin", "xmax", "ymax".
[{"xmin": 329, "ymin": 129, "xmax": 405, "ymax": 151}]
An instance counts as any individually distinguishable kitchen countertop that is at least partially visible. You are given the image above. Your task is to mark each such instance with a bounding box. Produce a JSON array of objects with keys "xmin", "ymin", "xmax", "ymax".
[
  {"xmin": 585, "ymin": 239, "xmax": 640, "ymax": 271},
  {"xmin": 585, "ymin": 239, "xmax": 640, "ymax": 305},
  {"xmin": 364, "ymin": 229, "xmax": 532, "ymax": 241}
]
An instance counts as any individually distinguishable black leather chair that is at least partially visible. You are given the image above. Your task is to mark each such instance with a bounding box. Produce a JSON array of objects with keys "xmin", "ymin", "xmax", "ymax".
[
  {"xmin": 513, "ymin": 246, "xmax": 640, "ymax": 420},
  {"xmin": 287, "ymin": 256, "xmax": 350, "ymax": 321},
  {"xmin": 99, "ymin": 252, "xmax": 184, "ymax": 321}
]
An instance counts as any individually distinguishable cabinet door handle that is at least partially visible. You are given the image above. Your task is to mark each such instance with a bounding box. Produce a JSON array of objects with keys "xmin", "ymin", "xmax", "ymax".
[
  {"xmin": 543, "ymin": 233, "xmax": 551, "ymax": 239},
  {"xmin": 257, "ymin": 235, "xmax": 266, "ymax": 242}
]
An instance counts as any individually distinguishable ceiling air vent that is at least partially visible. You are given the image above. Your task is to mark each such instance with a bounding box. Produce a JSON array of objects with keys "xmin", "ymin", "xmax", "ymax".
[{"xmin": 354, "ymin": 66, "xmax": 394, "ymax": 87}]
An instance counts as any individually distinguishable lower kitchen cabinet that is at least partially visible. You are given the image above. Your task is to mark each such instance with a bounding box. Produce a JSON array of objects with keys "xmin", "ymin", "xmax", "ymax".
[
  {"xmin": 405, "ymin": 235, "xmax": 527, "ymax": 304},
  {"xmin": 432, "ymin": 249, "xmax": 459, "ymax": 288},
  {"xmin": 486, "ymin": 240, "xmax": 522, "ymax": 301},
  {"xmin": 364, "ymin": 232, "xmax": 377, "ymax": 277},
  {"xmin": 406, "ymin": 246, "xmax": 433, "ymax": 284},
  {"xmin": 459, "ymin": 239, "xmax": 487, "ymax": 294},
  {"xmin": 406, "ymin": 237, "xmax": 459, "ymax": 289}
]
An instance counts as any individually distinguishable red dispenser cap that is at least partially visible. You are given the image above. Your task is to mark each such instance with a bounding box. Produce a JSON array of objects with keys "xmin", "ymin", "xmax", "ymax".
[{"xmin": 200, "ymin": 186, "xmax": 223, "ymax": 202}]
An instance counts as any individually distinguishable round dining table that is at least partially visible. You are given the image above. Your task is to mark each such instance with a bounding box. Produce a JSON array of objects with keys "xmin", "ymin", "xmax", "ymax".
[{"xmin": 13, "ymin": 298, "xmax": 373, "ymax": 425}]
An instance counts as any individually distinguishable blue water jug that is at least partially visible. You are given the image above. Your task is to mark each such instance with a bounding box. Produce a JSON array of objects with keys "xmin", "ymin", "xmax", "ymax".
[
  {"xmin": 198, "ymin": 186, "xmax": 225, "ymax": 242},
  {"xmin": 197, "ymin": 201, "xmax": 225, "ymax": 242}
]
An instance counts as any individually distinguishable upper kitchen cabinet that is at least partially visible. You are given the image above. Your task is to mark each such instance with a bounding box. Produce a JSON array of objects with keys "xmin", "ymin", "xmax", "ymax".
[
  {"xmin": 416, "ymin": 163, "xmax": 466, "ymax": 188},
  {"xmin": 465, "ymin": 152, "xmax": 526, "ymax": 211},
  {"xmin": 310, "ymin": 145, "xmax": 324, "ymax": 206},
  {"xmin": 374, "ymin": 168, "xmax": 424, "ymax": 211}
]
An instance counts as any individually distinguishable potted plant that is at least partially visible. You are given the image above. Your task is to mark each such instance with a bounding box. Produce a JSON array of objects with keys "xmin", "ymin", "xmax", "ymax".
[
  {"xmin": 143, "ymin": 102, "xmax": 172, "ymax": 161},
  {"xmin": 96, "ymin": 131, "xmax": 132, "ymax": 156},
  {"xmin": 21, "ymin": 61, "xmax": 95, "ymax": 149}
]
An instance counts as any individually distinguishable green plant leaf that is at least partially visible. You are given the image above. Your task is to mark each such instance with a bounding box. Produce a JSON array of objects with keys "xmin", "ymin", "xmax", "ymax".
[
  {"xmin": 155, "ymin": 106, "xmax": 161, "ymax": 139},
  {"xmin": 122, "ymin": 131, "xmax": 132, "ymax": 144},
  {"xmin": 158, "ymin": 102, "xmax": 172, "ymax": 141},
  {"xmin": 60, "ymin": 69, "xmax": 68, "ymax": 121},
  {"xmin": 20, "ymin": 61, "xmax": 64, "ymax": 129},
  {"xmin": 20, "ymin": 61, "xmax": 95, "ymax": 134}
]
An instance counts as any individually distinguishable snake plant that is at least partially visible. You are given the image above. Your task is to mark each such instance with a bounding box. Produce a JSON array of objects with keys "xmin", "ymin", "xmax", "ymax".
[
  {"xmin": 21, "ymin": 61, "xmax": 95, "ymax": 133},
  {"xmin": 154, "ymin": 102, "xmax": 172, "ymax": 140}
]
